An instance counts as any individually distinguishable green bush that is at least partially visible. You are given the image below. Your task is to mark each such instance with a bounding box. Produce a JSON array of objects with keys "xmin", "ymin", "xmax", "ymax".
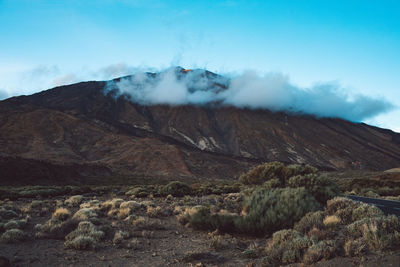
[
  {"xmin": 238, "ymin": 162, "xmax": 338, "ymax": 206},
  {"xmin": 239, "ymin": 162, "xmax": 317, "ymax": 185},
  {"xmin": 236, "ymin": 187, "xmax": 320, "ymax": 235},
  {"xmin": 287, "ymin": 174, "xmax": 340, "ymax": 204},
  {"xmin": 294, "ymin": 211, "xmax": 325, "ymax": 234},
  {"xmin": 160, "ymin": 181, "xmax": 192, "ymax": 197}
]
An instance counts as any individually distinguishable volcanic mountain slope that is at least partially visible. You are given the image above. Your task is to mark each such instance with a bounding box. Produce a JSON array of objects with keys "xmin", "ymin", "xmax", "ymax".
[{"xmin": 0, "ymin": 68, "xmax": 399, "ymax": 185}]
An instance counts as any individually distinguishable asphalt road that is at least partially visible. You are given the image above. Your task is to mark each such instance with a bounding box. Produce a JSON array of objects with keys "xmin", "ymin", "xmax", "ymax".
[{"xmin": 347, "ymin": 195, "xmax": 400, "ymax": 217}]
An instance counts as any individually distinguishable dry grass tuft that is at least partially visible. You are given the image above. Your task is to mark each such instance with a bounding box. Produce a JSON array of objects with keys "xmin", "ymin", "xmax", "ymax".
[{"xmin": 323, "ymin": 215, "xmax": 341, "ymax": 228}]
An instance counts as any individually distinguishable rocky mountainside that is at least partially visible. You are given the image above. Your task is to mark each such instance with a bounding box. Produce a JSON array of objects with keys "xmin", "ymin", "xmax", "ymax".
[{"xmin": 1, "ymin": 68, "xmax": 399, "ymax": 185}]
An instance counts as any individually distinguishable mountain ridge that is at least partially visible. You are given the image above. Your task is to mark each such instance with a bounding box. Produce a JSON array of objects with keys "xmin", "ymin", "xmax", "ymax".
[{"xmin": 1, "ymin": 69, "xmax": 399, "ymax": 185}]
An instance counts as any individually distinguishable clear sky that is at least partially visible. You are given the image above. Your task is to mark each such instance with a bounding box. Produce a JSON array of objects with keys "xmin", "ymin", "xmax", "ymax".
[{"xmin": 0, "ymin": 0, "xmax": 399, "ymax": 132}]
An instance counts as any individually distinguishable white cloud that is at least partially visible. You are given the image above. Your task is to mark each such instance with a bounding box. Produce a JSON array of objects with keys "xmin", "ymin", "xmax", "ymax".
[{"xmin": 107, "ymin": 67, "xmax": 394, "ymax": 122}]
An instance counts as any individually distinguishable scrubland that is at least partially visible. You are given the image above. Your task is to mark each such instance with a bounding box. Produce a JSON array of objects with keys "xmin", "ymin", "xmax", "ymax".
[{"xmin": 0, "ymin": 162, "xmax": 399, "ymax": 266}]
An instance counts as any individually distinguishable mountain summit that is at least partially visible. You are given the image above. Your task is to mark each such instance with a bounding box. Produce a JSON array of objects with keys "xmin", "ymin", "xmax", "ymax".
[{"xmin": 1, "ymin": 68, "xmax": 399, "ymax": 185}]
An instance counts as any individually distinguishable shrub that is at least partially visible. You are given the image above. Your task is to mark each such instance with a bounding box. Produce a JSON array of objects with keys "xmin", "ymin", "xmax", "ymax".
[
  {"xmin": 113, "ymin": 230, "xmax": 130, "ymax": 244},
  {"xmin": 239, "ymin": 162, "xmax": 317, "ymax": 185},
  {"xmin": 325, "ymin": 197, "xmax": 355, "ymax": 215},
  {"xmin": 294, "ymin": 211, "xmax": 325, "ymax": 234},
  {"xmin": 131, "ymin": 217, "xmax": 165, "ymax": 231},
  {"xmin": 236, "ymin": 187, "xmax": 320, "ymax": 235},
  {"xmin": 120, "ymin": 201, "xmax": 143, "ymax": 211},
  {"xmin": 351, "ymin": 203, "xmax": 383, "ymax": 222},
  {"xmin": 64, "ymin": 195, "xmax": 83, "ymax": 207},
  {"xmin": 160, "ymin": 181, "xmax": 192, "ymax": 197},
  {"xmin": 239, "ymin": 162, "xmax": 286, "ymax": 185},
  {"xmin": 4, "ymin": 219, "xmax": 27, "ymax": 230},
  {"xmin": 117, "ymin": 207, "xmax": 132, "ymax": 220},
  {"xmin": 263, "ymin": 178, "xmax": 281, "ymax": 189},
  {"xmin": 264, "ymin": 229, "xmax": 312, "ymax": 265},
  {"xmin": 0, "ymin": 229, "xmax": 28, "ymax": 243},
  {"xmin": 185, "ymin": 206, "xmax": 212, "ymax": 230},
  {"xmin": 146, "ymin": 206, "xmax": 171, "ymax": 218},
  {"xmin": 325, "ymin": 197, "xmax": 384, "ymax": 225},
  {"xmin": 344, "ymin": 239, "xmax": 367, "ymax": 257},
  {"xmin": 36, "ymin": 218, "xmax": 78, "ymax": 239},
  {"xmin": 101, "ymin": 198, "xmax": 124, "ymax": 210},
  {"xmin": 25, "ymin": 200, "xmax": 43, "ymax": 212},
  {"xmin": 325, "ymin": 197, "xmax": 358, "ymax": 224},
  {"xmin": 65, "ymin": 236, "xmax": 96, "ymax": 250},
  {"xmin": 65, "ymin": 221, "xmax": 104, "ymax": 250},
  {"xmin": 287, "ymin": 174, "xmax": 340, "ymax": 204},
  {"xmin": 72, "ymin": 208, "xmax": 98, "ymax": 222},
  {"xmin": 79, "ymin": 200, "xmax": 100, "ymax": 209},
  {"xmin": 307, "ymin": 227, "xmax": 328, "ymax": 241},
  {"xmin": 346, "ymin": 215, "xmax": 400, "ymax": 250},
  {"xmin": 303, "ymin": 240, "xmax": 336, "ymax": 264},
  {"xmin": 0, "ymin": 206, "xmax": 19, "ymax": 221},
  {"xmin": 184, "ymin": 206, "xmax": 238, "ymax": 233},
  {"xmin": 52, "ymin": 208, "xmax": 71, "ymax": 221},
  {"xmin": 18, "ymin": 187, "xmax": 62, "ymax": 198},
  {"xmin": 125, "ymin": 187, "xmax": 151, "ymax": 198}
]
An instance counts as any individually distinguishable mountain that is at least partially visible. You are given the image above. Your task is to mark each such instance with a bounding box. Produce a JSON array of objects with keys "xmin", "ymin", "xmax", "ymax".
[{"xmin": 1, "ymin": 68, "xmax": 399, "ymax": 185}]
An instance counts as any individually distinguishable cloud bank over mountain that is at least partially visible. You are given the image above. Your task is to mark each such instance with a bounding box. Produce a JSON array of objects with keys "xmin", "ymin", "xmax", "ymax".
[{"xmin": 105, "ymin": 67, "xmax": 394, "ymax": 122}]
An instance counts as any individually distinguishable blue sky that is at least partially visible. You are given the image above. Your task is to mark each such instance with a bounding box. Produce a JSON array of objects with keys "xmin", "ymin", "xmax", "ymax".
[{"xmin": 0, "ymin": 0, "xmax": 399, "ymax": 131}]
